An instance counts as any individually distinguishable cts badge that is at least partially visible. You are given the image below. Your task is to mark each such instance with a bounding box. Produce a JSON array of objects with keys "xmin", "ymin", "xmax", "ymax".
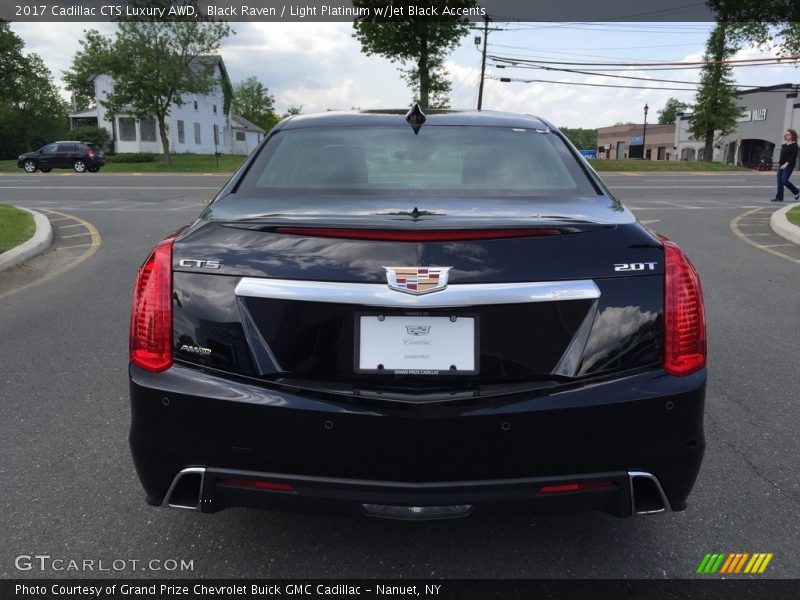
[
  {"xmin": 179, "ymin": 259, "xmax": 220, "ymax": 269},
  {"xmin": 384, "ymin": 266, "xmax": 452, "ymax": 295}
]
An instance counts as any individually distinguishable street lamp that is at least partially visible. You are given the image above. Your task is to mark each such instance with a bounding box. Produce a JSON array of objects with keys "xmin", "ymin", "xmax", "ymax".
[{"xmin": 642, "ymin": 102, "xmax": 649, "ymax": 160}]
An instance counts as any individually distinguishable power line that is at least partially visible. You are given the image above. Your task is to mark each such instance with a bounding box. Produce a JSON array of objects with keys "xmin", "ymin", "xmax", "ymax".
[
  {"xmin": 488, "ymin": 53, "xmax": 800, "ymax": 68},
  {"xmin": 490, "ymin": 75, "xmax": 703, "ymax": 91},
  {"xmin": 489, "ymin": 62, "xmax": 761, "ymax": 87}
]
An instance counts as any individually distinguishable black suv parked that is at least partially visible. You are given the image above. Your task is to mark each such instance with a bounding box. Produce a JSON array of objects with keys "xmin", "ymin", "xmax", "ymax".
[{"xmin": 18, "ymin": 141, "xmax": 106, "ymax": 173}]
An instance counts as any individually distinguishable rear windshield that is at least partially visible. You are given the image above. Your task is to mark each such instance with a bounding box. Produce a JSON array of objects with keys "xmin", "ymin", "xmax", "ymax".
[{"xmin": 234, "ymin": 125, "xmax": 597, "ymax": 197}]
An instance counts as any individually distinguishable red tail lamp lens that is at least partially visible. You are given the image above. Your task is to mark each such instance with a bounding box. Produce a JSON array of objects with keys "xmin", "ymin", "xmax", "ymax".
[
  {"xmin": 130, "ymin": 239, "xmax": 174, "ymax": 372},
  {"xmin": 539, "ymin": 481, "xmax": 616, "ymax": 494},
  {"xmin": 218, "ymin": 478, "xmax": 295, "ymax": 493},
  {"xmin": 663, "ymin": 241, "xmax": 707, "ymax": 376}
]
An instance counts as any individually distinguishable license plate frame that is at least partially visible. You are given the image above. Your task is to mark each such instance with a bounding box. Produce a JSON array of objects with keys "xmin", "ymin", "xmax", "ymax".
[{"xmin": 355, "ymin": 312, "xmax": 479, "ymax": 376}]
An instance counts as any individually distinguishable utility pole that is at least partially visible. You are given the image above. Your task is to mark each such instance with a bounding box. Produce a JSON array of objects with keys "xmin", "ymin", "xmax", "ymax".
[{"xmin": 477, "ymin": 15, "xmax": 489, "ymax": 110}]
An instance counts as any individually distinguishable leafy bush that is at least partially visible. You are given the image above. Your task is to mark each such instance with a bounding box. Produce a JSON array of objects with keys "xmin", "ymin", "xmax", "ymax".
[
  {"xmin": 68, "ymin": 126, "xmax": 111, "ymax": 150},
  {"xmin": 106, "ymin": 153, "xmax": 156, "ymax": 163}
]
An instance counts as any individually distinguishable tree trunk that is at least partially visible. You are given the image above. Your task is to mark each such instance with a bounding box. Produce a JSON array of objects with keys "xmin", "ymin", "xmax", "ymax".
[
  {"xmin": 157, "ymin": 112, "xmax": 172, "ymax": 167},
  {"xmin": 703, "ymin": 24, "xmax": 727, "ymax": 162},
  {"xmin": 418, "ymin": 32, "xmax": 429, "ymax": 109},
  {"xmin": 703, "ymin": 130, "xmax": 715, "ymax": 162}
]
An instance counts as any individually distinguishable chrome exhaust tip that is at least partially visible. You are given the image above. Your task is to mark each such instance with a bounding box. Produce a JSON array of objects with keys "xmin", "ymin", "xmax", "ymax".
[
  {"xmin": 628, "ymin": 471, "xmax": 671, "ymax": 516},
  {"xmin": 162, "ymin": 467, "xmax": 206, "ymax": 511}
]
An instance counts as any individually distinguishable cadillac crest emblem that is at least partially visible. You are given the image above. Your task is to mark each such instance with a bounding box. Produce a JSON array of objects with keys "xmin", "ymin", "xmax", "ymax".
[{"xmin": 384, "ymin": 266, "xmax": 452, "ymax": 295}]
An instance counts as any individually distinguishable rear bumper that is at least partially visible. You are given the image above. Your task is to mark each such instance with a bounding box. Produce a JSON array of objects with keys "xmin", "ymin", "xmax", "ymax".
[
  {"xmin": 129, "ymin": 363, "xmax": 705, "ymax": 518},
  {"xmin": 160, "ymin": 467, "xmax": 672, "ymax": 519}
]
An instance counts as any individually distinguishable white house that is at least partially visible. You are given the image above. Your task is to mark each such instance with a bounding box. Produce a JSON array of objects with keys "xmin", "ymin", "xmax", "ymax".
[
  {"xmin": 69, "ymin": 56, "xmax": 264, "ymax": 155},
  {"xmin": 230, "ymin": 113, "xmax": 265, "ymax": 154}
]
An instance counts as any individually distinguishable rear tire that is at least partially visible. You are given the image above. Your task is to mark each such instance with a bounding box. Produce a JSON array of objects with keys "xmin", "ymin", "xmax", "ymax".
[
  {"xmin": 22, "ymin": 160, "xmax": 37, "ymax": 173},
  {"xmin": 73, "ymin": 160, "xmax": 87, "ymax": 173}
]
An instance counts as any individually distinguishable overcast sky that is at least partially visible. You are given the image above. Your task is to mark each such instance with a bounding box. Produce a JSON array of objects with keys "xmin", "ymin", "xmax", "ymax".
[{"xmin": 10, "ymin": 21, "xmax": 799, "ymax": 129}]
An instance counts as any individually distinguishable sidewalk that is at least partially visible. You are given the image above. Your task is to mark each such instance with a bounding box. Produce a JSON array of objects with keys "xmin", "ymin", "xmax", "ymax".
[{"xmin": 770, "ymin": 204, "xmax": 800, "ymax": 245}]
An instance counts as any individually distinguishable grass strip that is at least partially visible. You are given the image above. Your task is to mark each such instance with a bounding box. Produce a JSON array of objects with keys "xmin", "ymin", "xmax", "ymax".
[{"xmin": 0, "ymin": 204, "xmax": 35, "ymax": 254}]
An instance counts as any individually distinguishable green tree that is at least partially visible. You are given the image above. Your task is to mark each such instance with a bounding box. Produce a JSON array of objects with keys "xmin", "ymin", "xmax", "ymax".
[
  {"xmin": 689, "ymin": 23, "xmax": 744, "ymax": 162},
  {"xmin": 231, "ymin": 76, "xmax": 279, "ymax": 132},
  {"xmin": 63, "ymin": 29, "xmax": 114, "ymax": 110},
  {"xmin": 559, "ymin": 127, "xmax": 597, "ymax": 150},
  {"xmin": 64, "ymin": 3, "xmax": 233, "ymax": 166},
  {"xmin": 706, "ymin": 1, "xmax": 800, "ymax": 54},
  {"xmin": 352, "ymin": 0, "xmax": 476, "ymax": 109},
  {"xmin": 0, "ymin": 22, "xmax": 25, "ymax": 104},
  {"xmin": 657, "ymin": 98, "xmax": 691, "ymax": 125},
  {"xmin": 0, "ymin": 53, "xmax": 69, "ymax": 154},
  {"xmin": 109, "ymin": 11, "xmax": 232, "ymax": 165}
]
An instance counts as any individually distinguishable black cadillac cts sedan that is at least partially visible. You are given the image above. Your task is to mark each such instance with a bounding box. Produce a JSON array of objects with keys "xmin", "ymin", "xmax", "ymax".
[{"xmin": 129, "ymin": 108, "xmax": 706, "ymax": 520}]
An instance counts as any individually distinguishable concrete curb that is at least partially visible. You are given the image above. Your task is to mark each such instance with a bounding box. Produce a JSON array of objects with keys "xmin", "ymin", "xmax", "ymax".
[
  {"xmin": 770, "ymin": 204, "xmax": 800, "ymax": 245},
  {"xmin": 0, "ymin": 207, "xmax": 53, "ymax": 272}
]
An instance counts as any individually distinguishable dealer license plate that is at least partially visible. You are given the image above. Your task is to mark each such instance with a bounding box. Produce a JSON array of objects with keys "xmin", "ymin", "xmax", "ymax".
[{"xmin": 357, "ymin": 315, "xmax": 477, "ymax": 374}]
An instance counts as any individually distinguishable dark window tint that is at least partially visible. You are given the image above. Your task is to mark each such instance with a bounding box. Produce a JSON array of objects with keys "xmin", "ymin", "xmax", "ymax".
[
  {"xmin": 119, "ymin": 118, "xmax": 136, "ymax": 141},
  {"xmin": 56, "ymin": 144, "xmax": 78, "ymax": 153},
  {"xmin": 41, "ymin": 144, "xmax": 57, "ymax": 155},
  {"xmin": 237, "ymin": 126, "xmax": 596, "ymax": 197},
  {"xmin": 140, "ymin": 118, "xmax": 157, "ymax": 142}
]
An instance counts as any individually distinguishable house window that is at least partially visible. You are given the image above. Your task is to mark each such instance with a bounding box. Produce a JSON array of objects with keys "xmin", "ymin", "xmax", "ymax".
[
  {"xmin": 119, "ymin": 117, "xmax": 136, "ymax": 141},
  {"xmin": 140, "ymin": 118, "xmax": 157, "ymax": 142},
  {"xmin": 235, "ymin": 131, "xmax": 246, "ymax": 141},
  {"xmin": 194, "ymin": 122, "xmax": 201, "ymax": 145},
  {"xmin": 177, "ymin": 120, "xmax": 185, "ymax": 144},
  {"xmin": 213, "ymin": 124, "xmax": 219, "ymax": 146},
  {"xmin": 213, "ymin": 104, "xmax": 217, "ymax": 114},
  {"xmin": 193, "ymin": 100, "xmax": 198, "ymax": 111}
]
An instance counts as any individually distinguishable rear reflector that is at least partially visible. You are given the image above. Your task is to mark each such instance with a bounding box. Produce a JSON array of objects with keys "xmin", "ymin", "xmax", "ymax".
[
  {"xmin": 130, "ymin": 239, "xmax": 174, "ymax": 372},
  {"xmin": 217, "ymin": 478, "xmax": 295, "ymax": 493},
  {"xmin": 274, "ymin": 227, "xmax": 561, "ymax": 242},
  {"xmin": 663, "ymin": 241, "xmax": 707, "ymax": 376},
  {"xmin": 539, "ymin": 481, "xmax": 616, "ymax": 494}
]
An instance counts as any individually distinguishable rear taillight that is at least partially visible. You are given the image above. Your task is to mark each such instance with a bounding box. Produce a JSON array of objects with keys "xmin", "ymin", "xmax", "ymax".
[
  {"xmin": 130, "ymin": 239, "xmax": 174, "ymax": 372},
  {"xmin": 663, "ymin": 241, "xmax": 706, "ymax": 376},
  {"xmin": 87, "ymin": 150, "xmax": 94, "ymax": 159}
]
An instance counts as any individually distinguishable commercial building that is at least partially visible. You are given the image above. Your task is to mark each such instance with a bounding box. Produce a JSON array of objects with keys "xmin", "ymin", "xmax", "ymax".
[
  {"xmin": 596, "ymin": 123, "xmax": 676, "ymax": 161},
  {"xmin": 675, "ymin": 83, "xmax": 800, "ymax": 166},
  {"xmin": 596, "ymin": 84, "xmax": 800, "ymax": 166}
]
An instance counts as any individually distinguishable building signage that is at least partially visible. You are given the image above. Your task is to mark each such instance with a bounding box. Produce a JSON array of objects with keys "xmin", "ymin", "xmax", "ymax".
[
  {"xmin": 630, "ymin": 135, "xmax": 643, "ymax": 144},
  {"xmin": 736, "ymin": 108, "xmax": 767, "ymax": 123}
]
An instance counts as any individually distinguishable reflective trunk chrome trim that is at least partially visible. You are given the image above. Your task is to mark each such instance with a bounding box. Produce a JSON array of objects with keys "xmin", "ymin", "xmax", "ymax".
[
  {"xmin": 628, "ymin": 470, "xmax": 672, "ymax": 515},
  {"xmin": 235, "ymin": 278, "xmax": 600, "ymax": 308},
  {"xmin": 552, "ymin": 300, "xmax": 599, "ymax": 377},
  {"xmin": 162, "ymin": 467, "xmax": 206, "ymax": 511}
]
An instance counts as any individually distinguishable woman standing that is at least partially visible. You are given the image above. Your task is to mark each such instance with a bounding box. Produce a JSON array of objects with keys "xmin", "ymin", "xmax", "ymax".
[{"xmin": 772, "ymin": 129, "xmax": 799, "ymax": 202}]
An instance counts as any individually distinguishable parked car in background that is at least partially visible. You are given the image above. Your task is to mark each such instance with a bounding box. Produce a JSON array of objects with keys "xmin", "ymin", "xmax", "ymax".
[
  {"xmin": 129, "ymin": 107, "xmax": 707, "ymax": 520},
  {"xmin": 18, "ymin": 141, "xmax": 105, "ymax": 173}
]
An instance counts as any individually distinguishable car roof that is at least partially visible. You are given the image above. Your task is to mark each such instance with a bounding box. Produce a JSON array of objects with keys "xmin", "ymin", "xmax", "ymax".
[{"xmin": 277, "ymin": 110, "xmax": 554, "ymax": 131}]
